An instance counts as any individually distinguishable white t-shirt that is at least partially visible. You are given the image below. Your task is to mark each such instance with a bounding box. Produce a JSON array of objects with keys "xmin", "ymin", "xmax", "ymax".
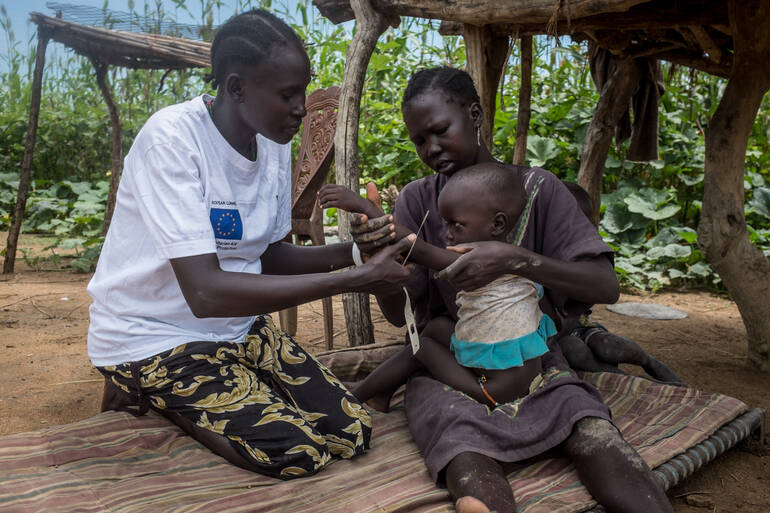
[{"xmin": 87, "ymin": 95, "xmax": 291, "ymax": 367}]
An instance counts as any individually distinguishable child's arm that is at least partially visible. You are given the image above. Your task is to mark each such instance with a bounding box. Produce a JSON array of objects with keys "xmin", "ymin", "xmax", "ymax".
[
  {"xmin": 318, "ymin": 184, "xmax": 384, "ymax": 220},
  {"xmin": 319, "ymin": 184, "xmax": 460, "ymax": 272}
]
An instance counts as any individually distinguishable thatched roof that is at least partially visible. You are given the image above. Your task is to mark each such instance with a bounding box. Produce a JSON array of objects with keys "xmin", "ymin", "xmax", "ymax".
[
  {"xmin": 313, "ymin": 0, "xmax": 733, "ymax": 77},
  {"xmin": 29, "ymin": 12, "xmax": 210, "ymax": 69}
]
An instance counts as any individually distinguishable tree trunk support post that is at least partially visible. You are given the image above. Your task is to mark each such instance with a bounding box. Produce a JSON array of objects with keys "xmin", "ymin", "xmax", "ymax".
[
  {"xmin": 3, "ymin": 31, "xmax": 50, "ymax": 274},
  {"xmin": 577, "ymin": 56, "xmax": 642, "ymax": 225},
  {"xmin": 699, "ymin": 0, "xmax": 770, "ymax": 371},
  {"xmin": 91, "ymin": 58, "xmax": 123, "ymax": 236},
  {"xmin": 513, "ymin": 35, "xmax": 533, "ymax": 165},
  {"xmin": 463, "ymin": 24, "xmax": 510, "ymax": 148},
  {"xmin": 334, "ymin": 0, "xmax": 394, "ymax": 346}
]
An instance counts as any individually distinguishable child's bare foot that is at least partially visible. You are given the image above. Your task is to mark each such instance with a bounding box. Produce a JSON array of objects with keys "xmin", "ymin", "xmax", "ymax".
[
  {"xmin": 455, "ymin": 496, "xmax": 492, "ymax": 513},
  {"xmin": 643, "ymin": 357, "xmax": 685, "ymax": 386},
  {"xmin": 363, "ymin": 391, "xmax": 393, "ymax": 413},
  {"xmin": 344, "ymin": 381, "xmax": 394, "ymax": 412}
]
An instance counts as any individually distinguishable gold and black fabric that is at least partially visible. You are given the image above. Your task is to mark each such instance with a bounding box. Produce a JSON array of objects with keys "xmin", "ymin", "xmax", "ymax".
[{"xmin": 98, "ymin": 315, "xmax": 371, "ymax": 479}]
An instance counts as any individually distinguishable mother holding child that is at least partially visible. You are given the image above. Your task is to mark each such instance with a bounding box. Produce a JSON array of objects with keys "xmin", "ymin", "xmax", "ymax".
[
  {"xmin": 321, "ymin": 67, "xmax": 673, "ymax": 513},
  {"xmin": 90, "ymin": 6, "xmax": 673, "ymax": 511}
]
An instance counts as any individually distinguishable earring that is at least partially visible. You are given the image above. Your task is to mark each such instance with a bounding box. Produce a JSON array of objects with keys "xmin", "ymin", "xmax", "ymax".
[{"xmin": 476, "ymin": 126, "xmax": 481, "ymax": 147}]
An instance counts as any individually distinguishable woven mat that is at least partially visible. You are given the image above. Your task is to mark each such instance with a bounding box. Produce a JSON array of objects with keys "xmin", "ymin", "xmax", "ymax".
[{"xmin": 0, "ymin": 347, "xmax": 749, "ymax": 513}]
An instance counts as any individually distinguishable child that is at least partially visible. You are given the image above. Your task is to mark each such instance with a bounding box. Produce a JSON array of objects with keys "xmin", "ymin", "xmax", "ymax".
[
  {"xmin": 555, "ymin": 182, "xmax": 684, "ymax": 385},
  {"xmin": 321, "ymin": 161, "xmax": 557, "ymax": 407}
]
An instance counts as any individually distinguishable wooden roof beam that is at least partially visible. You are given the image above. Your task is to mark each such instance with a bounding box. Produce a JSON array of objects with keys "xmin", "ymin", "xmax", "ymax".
[
  {"xmin": 438, "ymin": 3, "xmax": 727, "ymax": 37},
  {"xmin": 313, "ymin": 0, "xmax": 650, "ymax": 26}
]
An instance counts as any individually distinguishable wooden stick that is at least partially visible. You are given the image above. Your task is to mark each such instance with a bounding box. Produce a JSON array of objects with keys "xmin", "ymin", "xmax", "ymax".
[
  {"xmin": 0, "ymin": 292, "xmax": 60, "ymax": 309},
  {"xmin": 3, "ymin": 31, "xmax": 50, "ymax": 274},
  {"xmin": 513, "ymin": 35, "xmax": 533, "ymax": 165}
]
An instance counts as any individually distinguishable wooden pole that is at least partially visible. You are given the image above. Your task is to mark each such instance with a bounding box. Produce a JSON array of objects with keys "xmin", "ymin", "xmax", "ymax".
[
  {"xmin": 463, "ymin": 24, "xmax": 510, "ymax": 147},
  {"xmin": 90, "ymin": 58, "xmax": 123, "ymax": 236},
  {"xmin": 698, "ymin": 0, "xmax": 770, "ymax": 372},
  {"xmin": 3, "ymin": 31, "xmax": 50, "ymax": 274},
  {"xmin": 513, "ymin": 35, "xmax": 533, "ymax": 165},
  {"xmin": 577, "ymin": 54, "xmax": 642, "ymax": 225},
  {"xmin": 334, "ymin": 0, "xmax": 393, "ymax": 346}
]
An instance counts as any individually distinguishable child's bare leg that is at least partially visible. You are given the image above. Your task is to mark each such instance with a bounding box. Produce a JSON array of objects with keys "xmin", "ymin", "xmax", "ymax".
[
  {"xmin": 586, "ymin": 332, "xmax": 684, "ymax": 385},
  {"xmin": 556, "ymin": 335, "xmax": 621, "ymax": 373},
  {"xmin": 349, "ymin": 346, "xmax": 422, "ymax": 412},
  {"xmin": 563, "ymin": 417, "xmax": 674, "ymax": 513},
  {"xmin": 413, "ymin": 334, "xmax": 489, "ymax": 404},
  {"xmin": 446, "ymin": 452, "xmax": 515, "ymax": 513},
  {"xmin": 349, "ymin": 316, "xmax": 455, "ymax": 411}
]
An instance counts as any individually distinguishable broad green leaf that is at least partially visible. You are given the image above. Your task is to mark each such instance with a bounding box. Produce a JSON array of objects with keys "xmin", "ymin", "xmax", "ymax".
[
  {"xmin": 676, "ymin": 228, "xmax": 698, "ymax": 244},
  {"xmin": 687, "ymin": 261, "xmax": 712, "ymax": 277},
  {"xmin": 526, "ymin": 135, "xmax": 559, "ymax": 167},
  {"xmin": 749, "ymin": 187, "xmax": 770, "ymax": 219},
  {"xmin": 678, "ymin": 172, "xmax": 704, "ymax": 186},
  {"xmin": 646, "ymin": 244, "xmax": 692, "ymax": 260},
  {"xmin": 624, "ymin": 188, "xmax": 681, "ymax": 220},
  {"xmin": 668, "ymin": 268, "xmax": 686, "ymax": 279},
  {"xmin": 58, "ymin": 238, "xmax": 85, "ymax": 250}
]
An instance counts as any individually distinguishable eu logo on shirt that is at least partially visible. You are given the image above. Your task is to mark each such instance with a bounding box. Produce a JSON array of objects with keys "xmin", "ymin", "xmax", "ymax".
[{"xmin": 209, "ymin": 208, "xmax": 243, "ymax": 240}]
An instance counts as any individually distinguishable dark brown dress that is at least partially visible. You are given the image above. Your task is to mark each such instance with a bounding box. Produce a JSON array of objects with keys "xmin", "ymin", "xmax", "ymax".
[{"xmin": 394, "ymin": 166, "xmax": 614, "ymax": 483}]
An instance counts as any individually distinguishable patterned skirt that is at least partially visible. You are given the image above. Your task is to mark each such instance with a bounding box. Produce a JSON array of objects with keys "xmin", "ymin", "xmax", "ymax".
[{"xmin": 98, "ymin": 315, "xmax": 370, "ymax": 479}]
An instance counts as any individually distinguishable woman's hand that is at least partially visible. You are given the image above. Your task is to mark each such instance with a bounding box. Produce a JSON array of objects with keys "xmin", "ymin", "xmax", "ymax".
[
  {"xmin": 435, "ymin": 241, "xmax": 530, "ymax": 291},
  {"xmin": 352, "ymin": 234, "xmax": 416, "ymax": 295}
]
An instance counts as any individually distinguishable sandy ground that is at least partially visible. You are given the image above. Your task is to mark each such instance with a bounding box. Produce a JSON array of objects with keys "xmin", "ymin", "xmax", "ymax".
[{"xmin": 0, "ymin": 243, "xmax": 767, "ymax": 512}]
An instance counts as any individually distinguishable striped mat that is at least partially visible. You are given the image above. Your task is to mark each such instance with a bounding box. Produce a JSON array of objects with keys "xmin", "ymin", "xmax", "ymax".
[{"xmin": 0, "ymin": 368, "xmax": 753, "ymax": 512}]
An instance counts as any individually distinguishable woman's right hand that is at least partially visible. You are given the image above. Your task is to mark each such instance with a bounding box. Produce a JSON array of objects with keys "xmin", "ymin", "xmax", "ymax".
[
  {"xmin": 352, "ymin": 234, "xmax": 416, "ymax": 295},
  {"xmin": 436, "ymin": 241, "xmax": 530, "ymax": 291}
]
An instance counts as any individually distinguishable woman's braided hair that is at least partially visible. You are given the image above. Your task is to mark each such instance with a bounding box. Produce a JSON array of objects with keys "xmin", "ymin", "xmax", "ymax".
[
  {"xmin": 204, "ymin": 9, "xmax": 305, "ymax": 89},
  {"xmin": 402, "ymin": 66, "xmax": 481, "ymax": 109}
]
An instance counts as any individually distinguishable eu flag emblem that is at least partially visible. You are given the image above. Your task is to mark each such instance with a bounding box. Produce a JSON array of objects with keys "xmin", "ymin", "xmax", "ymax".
[{"xmin": 209, "ymin": 208, "xmax": 243, "ymax": 240}]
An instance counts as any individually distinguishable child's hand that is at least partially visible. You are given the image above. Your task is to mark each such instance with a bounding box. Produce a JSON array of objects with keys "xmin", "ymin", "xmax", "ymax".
[{"xmin": 319, "ymin": 183, "xmax": 384, "ymax": 219}]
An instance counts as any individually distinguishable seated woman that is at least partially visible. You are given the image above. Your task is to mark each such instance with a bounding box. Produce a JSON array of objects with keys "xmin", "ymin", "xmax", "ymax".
[
  {"xmin": 87, "ymin": 9, "xmax": 413, "ymax": 480},
  {"xmin": 323, "ymin": 66, "xmax": 674, "ymax": 513}
]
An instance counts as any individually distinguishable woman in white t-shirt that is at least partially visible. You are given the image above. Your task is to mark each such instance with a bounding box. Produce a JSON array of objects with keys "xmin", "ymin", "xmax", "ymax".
[{"xmin": 88, "ymin": 9, "xmax": 413, "ymax": 480}]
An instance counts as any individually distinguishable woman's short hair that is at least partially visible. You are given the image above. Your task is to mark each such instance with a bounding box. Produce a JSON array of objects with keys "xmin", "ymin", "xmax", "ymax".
[
  {"xmin": 402, "ymin": 66, "xmax": 480, "ymax": 109},
  {"xmin": 206, "ymin": 9, "xmax": 304, "ymax": 89}
]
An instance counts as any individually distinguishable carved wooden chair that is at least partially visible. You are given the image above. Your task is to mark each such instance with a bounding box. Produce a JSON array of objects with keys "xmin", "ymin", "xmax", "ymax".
[{"xmin": 278, "ymin": 86, "xmax": 341, "ymax": 349}]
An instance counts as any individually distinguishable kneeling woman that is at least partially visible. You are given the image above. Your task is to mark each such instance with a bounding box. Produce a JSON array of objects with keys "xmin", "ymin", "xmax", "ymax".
[{"xmin": 87, "ymin": 9, "xmax": 412, "ymax": 480}]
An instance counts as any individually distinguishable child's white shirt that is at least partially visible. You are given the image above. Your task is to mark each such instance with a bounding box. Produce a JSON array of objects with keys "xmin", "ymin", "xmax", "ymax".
[
  {"xmin": 454, "ymin": 275, "xmax": 543, "ymax": 344},
  {"xmin": 87, "ymin": 95, "xmax": 291, "ymax": 367}
]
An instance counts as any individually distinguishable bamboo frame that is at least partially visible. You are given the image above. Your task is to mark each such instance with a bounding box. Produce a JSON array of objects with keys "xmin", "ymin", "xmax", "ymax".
[{"xmin": 29, "ymin": 13, "xmax": 210, "ymax": 69}]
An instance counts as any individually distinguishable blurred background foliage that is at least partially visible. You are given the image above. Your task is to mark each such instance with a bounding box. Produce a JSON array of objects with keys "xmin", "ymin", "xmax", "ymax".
[{"xmin": 0, "ymin": 0, "xmax": 768, "ymax": 287}]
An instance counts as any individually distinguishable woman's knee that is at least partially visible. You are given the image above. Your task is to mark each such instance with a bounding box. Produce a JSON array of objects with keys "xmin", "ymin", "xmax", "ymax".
[
  {"xmin": 565, "ymin": 417, "xmax": 648, "ymax": 471},
  {"xmin": 232, "ymin": 431, "xmax": 333, "ymax": 479}
]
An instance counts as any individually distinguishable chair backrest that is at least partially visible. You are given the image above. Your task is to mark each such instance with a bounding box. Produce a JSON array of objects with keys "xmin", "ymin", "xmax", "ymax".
[{"xmin": 291, "ymin": 86, "xmax": 341, "ymax": 220}]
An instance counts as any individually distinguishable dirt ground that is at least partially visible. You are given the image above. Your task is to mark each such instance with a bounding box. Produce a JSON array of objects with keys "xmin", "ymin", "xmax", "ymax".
[{"xmin": 0, "ymin": 237, "xmax": 767, "ymax": 512}]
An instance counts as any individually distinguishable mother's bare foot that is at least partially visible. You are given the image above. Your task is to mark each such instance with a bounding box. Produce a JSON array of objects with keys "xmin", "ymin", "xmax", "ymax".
[{"xmin": 455, "ymin": 496, "xmax": 492, "ymax": 513}]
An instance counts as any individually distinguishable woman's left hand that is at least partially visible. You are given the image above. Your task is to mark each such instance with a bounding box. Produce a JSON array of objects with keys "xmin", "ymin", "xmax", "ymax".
[{"xmin": 435, "ymin": 241, "xmax": 530, "ymax": 291}]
